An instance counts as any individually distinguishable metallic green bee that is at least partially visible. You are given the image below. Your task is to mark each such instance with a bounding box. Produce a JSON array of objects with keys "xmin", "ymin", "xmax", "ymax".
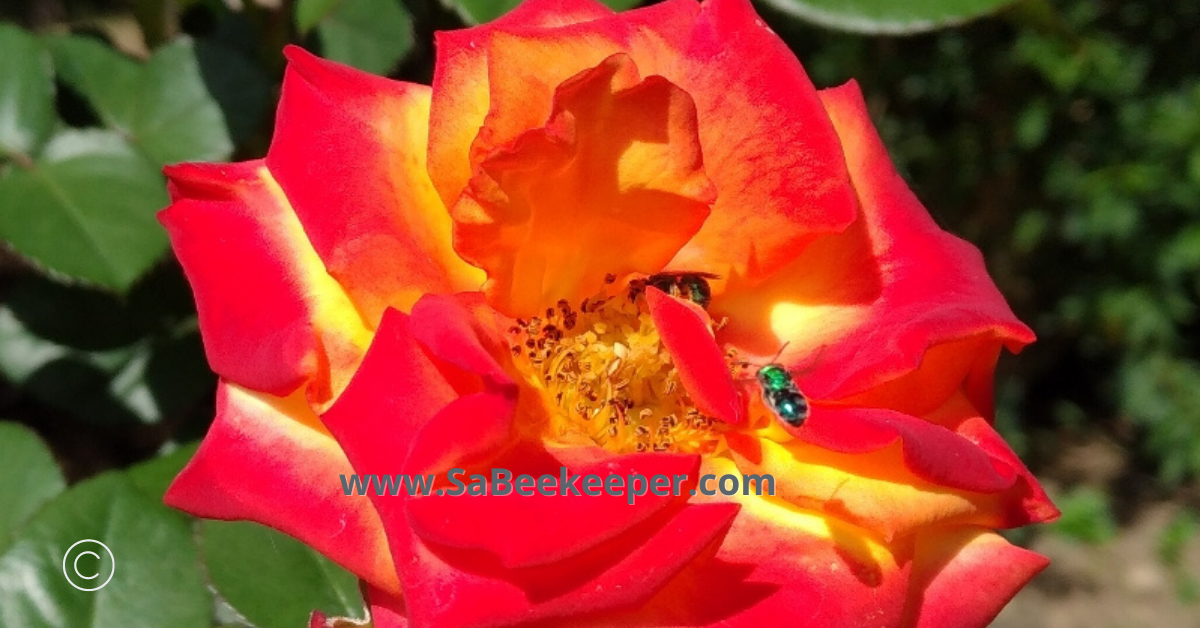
[
  {"xmin": 735, "ymin": 343, "xmax": 810, "ymax": 428},
  {"xmin": 755, "ymin": 363, "xmax": 809, "ymax": 428},
  {"xmin": 631, "ymin": 271, "xmax": 720, "ymax": 310}
]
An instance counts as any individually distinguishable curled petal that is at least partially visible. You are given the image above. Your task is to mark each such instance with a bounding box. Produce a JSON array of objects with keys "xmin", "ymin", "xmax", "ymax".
[
  {"xmin": 730, "ymin": 390, "xmax": 1057, "ymax": 540},
  {"xmin": 320, "ymin": 296, "xmax": 522, "ymax": 537},
  {"xmin": 800, "ymin": 405, "xmax": 1016, "ymax": 494},
  {"xmin": 837, "ymin": 335, "xmax": 1007, "ymax": 423},
  {"xmin": 452, "ymin": 53, "xmax": 713, "ymax": 315},
  {"xmin": 907, "ymin": 528, "xmax": 1048, "ymax": 628},
  {"xmin": 926, "ymin": 394, "xmax": 1059, "ymax": 524},
  {"xmin": 427, "ymin": 0, "xmax": 617, "ymax": 208},
  {"xmin": 408, "ymin": 293, "xmax": 517, "ymax": 389},
  {"xmin": 269, "ymin": 47, "xmax": 483, "ymax": 322},
  {"xmin": 731, "ymin": 436, "xmax": 1015, "ymax": 542},
  {"xmin": 320, "ymin": 305, "xmax": 499, "ymax": 480},
  {"xmin": 164, "ymin": 382, "xmax": 398, "ymax": 594},
  {"xmin": 470, "ymin": 0, "xmax": 703, "ymax": 161},
  {"xmin": 160, "ymin": 161, "xmax": 369, "ymax": 404},
  {"xmin": 403, "ymin": 391, "xmax": 517, "ymax": 477}
]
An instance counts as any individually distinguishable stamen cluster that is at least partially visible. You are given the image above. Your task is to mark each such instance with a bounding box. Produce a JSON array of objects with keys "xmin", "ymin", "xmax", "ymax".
[{"xmin": 507, "ymin": 283, "xmax": 724, "ymax": 455}]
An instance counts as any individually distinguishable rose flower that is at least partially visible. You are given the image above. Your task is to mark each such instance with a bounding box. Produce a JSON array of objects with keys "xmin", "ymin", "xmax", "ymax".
[{"xmin": 160, "ymin": 0, "xmax": 1059, "ymax": 626}]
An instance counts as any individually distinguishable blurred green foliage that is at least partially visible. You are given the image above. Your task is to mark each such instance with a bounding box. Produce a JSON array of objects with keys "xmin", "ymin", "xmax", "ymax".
[
  {"xmin": 1158, "ymin": 508, "xmax": 1200, "ymax": 603},
  {"xmin": 0, "ymin": 0, "xmax": 1198, "ymax": 625},
  {"xmin": 1047, "ymin": 485, "xmax": 1118, "ymax": 544}
]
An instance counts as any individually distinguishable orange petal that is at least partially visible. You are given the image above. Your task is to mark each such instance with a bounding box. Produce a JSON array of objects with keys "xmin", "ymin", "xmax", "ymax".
[
  {"xmin": 729, "ymin": 398, "xmax": 1054, "ymax": 543},
  {"xmin": 468, "ymin": 0, "xmax": 701, "ymax": 164},
  {"xmin": 268, "ymin": 47, "xmax": 483, "ymax": 323},
  {"xmin": 729, "ymin": 436, "xmax": 1002, "ymax": 542},
  {"xmin": 165, "ymin": 382, "xmax": 398, "ymax": 594},
  {"xmin": 160, "ymin": 161, "xmax": 370, "ymax": 405},
  {"xmin": 427, "ymin": 0, "xmax": 618, "ymax": 209},
  {"xmin": 451, "ymin": 53, "xmax": 713, "ymax": 315},
  {"xmin": 620, "ymin": 456, "xmax": 911, "ymax": 627}
]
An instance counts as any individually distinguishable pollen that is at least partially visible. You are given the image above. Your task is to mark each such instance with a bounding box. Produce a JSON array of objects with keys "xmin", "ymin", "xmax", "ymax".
[{"xmin": 507, "ymin": 286, "xmax": 724, "ymax": 455}]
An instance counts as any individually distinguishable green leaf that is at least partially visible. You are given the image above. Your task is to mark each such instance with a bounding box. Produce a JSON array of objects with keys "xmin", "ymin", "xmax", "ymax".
[
  {"xmin": 314, "ymin": 0, "xmax": 414, "ymax": 75},
  {"xmin": 601, "ymin": 0, "xmax": 641, "ymax": 10},
  {"xmin": 0, "ymin": 423, "xmax": 65, "ymax": 547},
  {"xmin": 0, "ymin": 473, "xmax": 210, "ymax": 628},
  {"xmin": 446, "ymin": 0, "xmax": 525, "ymax": 24},
  {"xmin": 295, "ymin": 0, "xmax": 343, "ymax": 34},
  {"xmin": 0, "ymin": 275, "xmax": 212, "ymax": 424},
  {"xmin": 42, "ymin": 36, "xmax": 141, "ymax": 131},
  {"xmin": 201, "ymin": 520, "xmax": 365, "ymax": 628},
  {"xmin": 0, "ymin": 23, "xmax": 55, "ymax": 158},
  {"xmin": 0, "ymin": 129, "xmax": 168, "ymax": 292},
  {"xmin": 758, "ymin": 0, "xmax": 1019, "ymax": 34},
  {"xmin": 47, "ymin": 35, "xmax": 233, "ymax": 165},
  {"xmin": 126, "ymin": 442, "xmax": 200, "ymax": 500},
  {"xmin": 446, "ymin": 0, "xmax": 640, "ymax": 24}
]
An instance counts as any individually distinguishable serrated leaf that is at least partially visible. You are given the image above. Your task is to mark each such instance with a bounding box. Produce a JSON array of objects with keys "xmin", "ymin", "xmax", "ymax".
[
  {"xmin": 315, "ymin": 0, "xmax": 414, "ymax": 75},
  {"xmin": 0, "ymin": 23, "xmax": 55, "ymax": 157},
  {"xmin": 0, "ymin": 423, "xmax": 65, "ymax": 547},
  {"xmin": 0, "ymin": 473, "xmax": 210, "ymax": 628},
  {"xmin": 758, "ymin": 0, "xmax": 1018, "ymax": 34},
  {"xmin": 446, "ymin": 0, "xmax": 640, "ymax": 24},
  {"xmin": 0, "ymin": 129, "xmax": 168, "ymax": 292},
  {"xmin": 47, "ymin": 35, "xmax": 232, "ymax": 165},
  {"xmin": 201, "ymin": 520, "xmax": 365, "ymax": 628}
]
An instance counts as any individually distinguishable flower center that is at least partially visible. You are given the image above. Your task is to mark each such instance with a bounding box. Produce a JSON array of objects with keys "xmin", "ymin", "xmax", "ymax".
[{"xmin": 507, "ymin": 279, "xmax": 725, "ymax": 455}]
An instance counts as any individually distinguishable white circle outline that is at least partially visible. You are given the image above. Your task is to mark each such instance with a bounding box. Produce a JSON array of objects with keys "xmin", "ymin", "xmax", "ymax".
[
  {"xmin": 62, "ymin": 539, "xmax": 114, "ymax": 592},
  {"xmin": 74, "ymin": 551, "xmax": 100, "ymax": 579}
]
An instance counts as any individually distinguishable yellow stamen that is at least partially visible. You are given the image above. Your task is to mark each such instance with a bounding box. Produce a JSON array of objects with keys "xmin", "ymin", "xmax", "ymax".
[{"xmin": 508, "ymin": 286, "xmax": 724, "ymax": 455}]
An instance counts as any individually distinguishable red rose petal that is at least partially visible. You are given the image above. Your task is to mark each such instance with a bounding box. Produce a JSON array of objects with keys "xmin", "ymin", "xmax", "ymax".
[
  {"xmin": 269, "ymin": 47, "xmax": 483, "ymax": 322},
  {"xmin": 405, "ymin": 452, "xmax": 699, "ymax": 568},
  {"xmin": 667, "ymin": 0, "xmax": 858, "ymax": 279},
  {"xmin": 160, "ymin": 160, "xmax": 368, "ymax": 401},
  {"xmin": 801, "ymin": 404, "xmax": 1018, "ymax": 494},
  {"xmin": 164, "ymin": 382, "xmax": 398, "ymax": 594},
  {"xmin": 396, "ymin": 502, "xmax": 738, "ymax": 628},
  {"xmin": 645, "ymin": 287, "xmax": 744, "ymax": 425},
  {"xmin": 908, "ymin": 528, "xmax": 1049, "ymax": 628}
]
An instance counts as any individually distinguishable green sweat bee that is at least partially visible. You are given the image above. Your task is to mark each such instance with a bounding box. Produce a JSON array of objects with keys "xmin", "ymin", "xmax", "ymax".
[{"xmin": 629, "ymin": 271, "xmax": 720, "ymax": 310}]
